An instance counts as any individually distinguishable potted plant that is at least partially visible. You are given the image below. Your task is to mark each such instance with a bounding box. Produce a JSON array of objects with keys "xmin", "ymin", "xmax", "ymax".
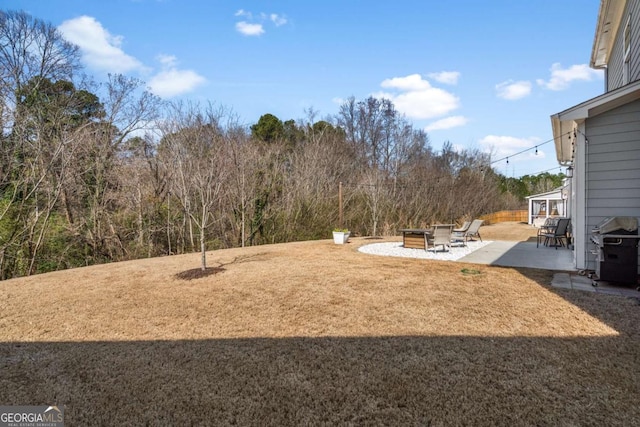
[{"xmin": 332, "ymin": 228, "xmax": 350, "ymax": 244}]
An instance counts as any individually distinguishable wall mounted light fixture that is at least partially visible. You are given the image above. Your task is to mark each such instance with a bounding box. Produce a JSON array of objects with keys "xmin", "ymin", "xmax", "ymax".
[{"xmin": 566, "ymin": 166, "xmax": 574, "ymax": 178}]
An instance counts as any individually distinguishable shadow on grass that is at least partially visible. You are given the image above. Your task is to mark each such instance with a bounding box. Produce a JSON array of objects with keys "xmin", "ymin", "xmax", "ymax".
[
  {"xmin": 175, "ymin": 267, "xmax": 225, "ymax": 280},
  {"xmin": 4, "ymin": 261, "xmax": 639, "ymax": 425},
  {"xmin": 2, "ymin": 333, "xmax": 640, "ymax": 425},
  {"xmin": 514, "ymin": 265, "xmax": 640, "ymax": 329},
  {"xmin": 4, "ymin": 269, "xmax": 640, "ymax": 427}
]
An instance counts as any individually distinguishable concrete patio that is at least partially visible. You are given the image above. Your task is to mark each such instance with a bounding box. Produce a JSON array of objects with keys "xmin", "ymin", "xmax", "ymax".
[
  {"xmin": 458, "ymin": 240, "xmax": 639, "ymax": 296},
  {"xmin": 457, "ymin": 241, "xmax": 574, "ymax": 271}
]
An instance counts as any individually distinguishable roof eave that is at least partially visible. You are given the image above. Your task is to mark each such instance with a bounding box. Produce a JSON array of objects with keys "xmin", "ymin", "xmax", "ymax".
[
  {"xmin": 525, "ymin": 187, "xmax": 564, "ymax": 200},
  {"xmin": 551, "ymin": 115, "xmax": 575, "ymax": 165},
  {"xmin": 590, "ymin": 0, "xmax": 627, "ymax": 68},
  {"xmin": 551, "ymin": 80, "xmax": 640, "ymax": 164}
]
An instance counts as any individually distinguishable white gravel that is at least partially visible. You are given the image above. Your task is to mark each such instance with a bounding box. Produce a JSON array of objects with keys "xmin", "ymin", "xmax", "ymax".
[{"xmin": 358, "ymin": 240, "xmax": 493, "ymax": 261}]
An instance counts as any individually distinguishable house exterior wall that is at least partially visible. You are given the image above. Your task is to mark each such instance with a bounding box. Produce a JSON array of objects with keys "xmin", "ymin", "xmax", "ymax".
[
  {"xmin": 606, "ymin": 0, "xmax": 640, "ymax": 91},
  {"xmin": 583, "ymin": 98, "xmax": 640, "ymax": 272}
]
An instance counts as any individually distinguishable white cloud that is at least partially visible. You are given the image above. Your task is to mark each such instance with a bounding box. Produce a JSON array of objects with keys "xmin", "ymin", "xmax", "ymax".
[
  {"xmin": 258, "ymin": 12, "xmax": 287, "ymax": 26},
  {"xmin": 60, "ymin": 16, "xmax": 205, "ymax": 98},
  {"xmin": 381, "ymin": 74, "xmax": 430, "ymax": 91},
  {"xmin": 374, "ymin": 74, "xmax": 460, "ymax": 120},
  {"xmin": 424, "ymin": 115, "xmax": 468, "ymax": 132},
  {"xmin": 479, "ymin": 135, "xmax": 544, "ymax": 161},
  {"xmin": 148, "ymin": 55, "xmax": 206, "ymax": 98},
  {"xmin": 235, "ymin": 21, "xmax": 265, "ymax": 36},
  {"xmin": 427, "ymin": 71, "xmax": 460, "ymax": 85},
  {"xmin": 148, "ymin": 69, "xmax": 206, "ymax": 98},
  {"xmin": 234, "ymin": 10, "xmax": 287, "ymax": 36},
  {"xmin": 536, "ymin": 63, "xmax": 603, "ymax": 91},
  {"xmin": 157, "ymin": 54, "xmax": 177, "ymax": 68},
  {"xmin": 451, "ymin": 143, "xmax": 466, "ymax": 153},
  {"xmin": 495, "ymin": 80, "xmax": 532, "ymax": 100},
  {"xmin": 270, "ymin": 13, "xmax": 288, "ymax": 26},
  {"xmin": 58, "ymin": 16, "xmax": 145, "ymax": 74}
]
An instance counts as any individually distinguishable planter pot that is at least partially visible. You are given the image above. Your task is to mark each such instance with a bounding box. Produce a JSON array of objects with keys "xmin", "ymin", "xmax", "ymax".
[{"xmin": 332, "ymin": 231, "xmax": 350, "ymax": 244}]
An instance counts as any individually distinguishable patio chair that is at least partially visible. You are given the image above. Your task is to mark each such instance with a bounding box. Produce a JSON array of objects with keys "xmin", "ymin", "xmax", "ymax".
[
  {"xmin": 453, "ymin": 221, "xmax": 471, "ymax": 233},
  {"xmin": 538, "ymin": 217, "xmax": 570, "ymax": 249},
  {"xmin": 452, "ymin": 219, "xmax": 484, "ymax": 243},
  {"xmin": 427, "ymin": 224, "xmax": 453, "ymax": 252},
  {"xmin": 536, "ymin": 217, "xmax": 559, "ymax": 247}
]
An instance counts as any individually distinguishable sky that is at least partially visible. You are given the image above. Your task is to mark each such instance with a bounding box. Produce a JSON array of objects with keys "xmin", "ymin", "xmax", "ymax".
[{"xmin": 7, "ymin": 0, "xmax": 605, "ymax": 177}]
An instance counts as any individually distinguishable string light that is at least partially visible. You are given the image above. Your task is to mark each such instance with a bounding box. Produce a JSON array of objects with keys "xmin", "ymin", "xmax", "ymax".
[
  {"xmin": 515, "ymin": 165, "xmax": 563, "ymax": 177},
  {"xmin": 490, "ymin": 131, "xmax": 571, "ymax": 165}
]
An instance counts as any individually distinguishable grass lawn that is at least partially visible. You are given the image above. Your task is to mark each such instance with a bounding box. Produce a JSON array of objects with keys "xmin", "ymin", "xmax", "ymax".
[{"xmin": 1, "ymin": 223, "xmax": 639, "ymax": 425}]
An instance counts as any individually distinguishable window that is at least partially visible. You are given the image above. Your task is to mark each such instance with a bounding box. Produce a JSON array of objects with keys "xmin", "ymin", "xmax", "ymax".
[{"xmin": 623, "ymin": 15, "xmax": 631, "ymax": 84}]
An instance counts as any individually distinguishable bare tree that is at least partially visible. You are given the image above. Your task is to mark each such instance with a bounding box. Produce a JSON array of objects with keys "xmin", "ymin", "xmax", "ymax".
[
  {"xmin": 225, "ymin": 130, "xmax": 257, "ymax": 247},
  {"xmin": 160, "ymin": 103, "xmax": 232, "ymax": 270},
  {"xmin": 0, "ymin": 10, "xmax": 80, "ymax": 110},
  {"xmin": 75, "ymin": 75, "xmax": 161, "ymax": 261},
  {"xmin": 283, "ymin": 120, "xmax": 353, "ymax": 238},
  {"xmin": 0, "ymin": 11, "xmax": 81, "ymax": 277}
]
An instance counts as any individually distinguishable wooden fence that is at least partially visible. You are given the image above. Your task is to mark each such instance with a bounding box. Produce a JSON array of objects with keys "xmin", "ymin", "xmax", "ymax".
[{"xmin": 479, "ymin": 210, "xmax": 528, "ymax": 225}]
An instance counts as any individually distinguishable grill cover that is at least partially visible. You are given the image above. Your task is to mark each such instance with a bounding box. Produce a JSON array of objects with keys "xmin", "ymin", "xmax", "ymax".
[{"xmin": 595, "ymin": 217, "xmax": 638, "ymax": 235}]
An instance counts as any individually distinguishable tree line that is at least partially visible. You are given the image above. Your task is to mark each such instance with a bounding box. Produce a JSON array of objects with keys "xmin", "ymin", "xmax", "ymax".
[{"xmin": 0, "ymin": 10, "xmax": 563, "ymax": 278}]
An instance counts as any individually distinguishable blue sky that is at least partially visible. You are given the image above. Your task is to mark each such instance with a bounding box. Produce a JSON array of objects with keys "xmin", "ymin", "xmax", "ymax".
[{"xmin": 10, "ymin": 0, "xmax": 605, "ymax": 177}]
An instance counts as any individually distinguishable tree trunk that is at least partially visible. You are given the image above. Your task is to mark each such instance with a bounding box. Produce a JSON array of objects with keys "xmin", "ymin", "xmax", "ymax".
[
  {"xmin": 61, "ymin": 188, "xmax": 74, "ymax": 225},
  {"xmin": 188, "ymin": 215, "xmax": 195, "ymax": 251},
  {"xmin": 200, "ymin": 226, "xmax": 206, "ymax": 271}
]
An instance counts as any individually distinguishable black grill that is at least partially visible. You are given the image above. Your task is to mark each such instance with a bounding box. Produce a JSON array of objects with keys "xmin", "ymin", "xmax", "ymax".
[{"xmin": 591, "ymin": 217, "xmax": 639, "ymax": 286}]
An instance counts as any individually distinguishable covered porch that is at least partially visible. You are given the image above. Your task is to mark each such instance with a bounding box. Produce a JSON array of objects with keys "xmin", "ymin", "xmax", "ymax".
[{"xmin": 526, "ymin": 186, "xmax": 568, "ymax": 227}]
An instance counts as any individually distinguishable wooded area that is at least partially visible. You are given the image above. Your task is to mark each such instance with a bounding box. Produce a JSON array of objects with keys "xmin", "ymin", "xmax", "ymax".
[{"xmin": 0, "ymin": 10, "xmax": 563, "ymax": 278}]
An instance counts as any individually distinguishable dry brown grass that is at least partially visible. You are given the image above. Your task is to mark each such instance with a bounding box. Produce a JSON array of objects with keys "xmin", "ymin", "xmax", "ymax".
[
  {"xmin": 477, "ymin": 220, "xmax": 539, "ymax": 242},
  {"xmin": 1, "ymin": 222, "xmax": 640, "ymax": 425}
]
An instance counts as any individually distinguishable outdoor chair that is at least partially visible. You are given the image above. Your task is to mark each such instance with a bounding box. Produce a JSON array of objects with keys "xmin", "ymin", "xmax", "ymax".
[
  {"xmin": 427, "ymin": 224, "xmax": 453, "ymax": 252},
  {"xmin": 453, "ymin": 221, "xmax": 471, "ymax": 233},
  {"xmin": 536, "ymin": 217, "xmax": 559, "ymax": 247},
  {"xmin": 538, "ymin": 217, "xmax": 570, "ymax": 249},
  {"xmin": 452, "ymin": 219, "xmax": 484, "ymax": 244}
]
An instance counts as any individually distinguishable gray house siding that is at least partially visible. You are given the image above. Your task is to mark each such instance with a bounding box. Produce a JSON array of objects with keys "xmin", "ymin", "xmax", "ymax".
[
  {"xmin": 607, "ymin": 0, "xmax": 640, "ymax": 91},
  {"xmin": 607, "ymin": 29, "xmax": 624, "ymax": 90},
  {"xmin": 583, "ymin": 98, "xmax": 640, "ymax": 272}
]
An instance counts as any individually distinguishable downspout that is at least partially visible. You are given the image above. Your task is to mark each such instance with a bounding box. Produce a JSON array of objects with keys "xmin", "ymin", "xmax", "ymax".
[
  {"xmin": 574, "ymin": 121, "xmax": 588, "ymax": 271},
  {"xmin": 582, "ymin": 123, "xmax": 591, "ymax": 272}
]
